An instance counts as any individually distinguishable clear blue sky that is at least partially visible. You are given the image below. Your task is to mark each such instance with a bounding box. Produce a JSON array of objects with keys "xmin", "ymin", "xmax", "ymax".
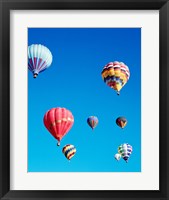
[{"xmin": 28, "ymin": 28, "xmax": 141, "ymax": 172}]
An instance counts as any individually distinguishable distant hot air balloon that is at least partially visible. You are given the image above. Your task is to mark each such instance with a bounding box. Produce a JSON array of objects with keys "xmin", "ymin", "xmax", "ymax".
[
  {"xmin": 62, "ymin": 144, "xmax": 76, "ymax": 160},
  {"xmin": 28, "ymin": 44, "xmax": 53, "ymax": 78},
  {"xmin": 118, "ymin": 143, "xmax": 133, "ymax": 163},
  {"xmin": 101, "ymin": 61, "xmax": 130, "ymax": 95},
  {"xmin": 43, "ymin": 107, "xmax": 74, "ymax": 146},
  {"xmin": 114, "ymin": 153, "xmax": 121, "ymax": 161},
  {"xmin": 87, "ymin": 116, "xmax": 98, "ymax": 130},
  {"xmin": 116, "ymin": 117, "xmax": 127, "ymax": 129}
]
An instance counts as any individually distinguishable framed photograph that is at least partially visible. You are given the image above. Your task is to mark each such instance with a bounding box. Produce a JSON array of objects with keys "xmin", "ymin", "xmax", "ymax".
[{"xmin": 0, "ymin": 0, "xmax": 168, "ymax": 199}]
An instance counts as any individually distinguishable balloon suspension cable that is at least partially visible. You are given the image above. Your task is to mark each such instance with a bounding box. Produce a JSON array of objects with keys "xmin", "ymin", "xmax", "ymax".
[
  {"xmin": 33, "ymin": 73, "xmax": 38, "ymax": 78},
  {"xmin": 57, "ymin": 141, "xmax": 60, "ymax": 146}
]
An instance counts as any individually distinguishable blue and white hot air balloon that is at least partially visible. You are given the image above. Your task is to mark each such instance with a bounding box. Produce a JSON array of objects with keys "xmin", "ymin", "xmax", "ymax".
[
  {"xmin": 118, "ymin": 143, "xmax": 133, "ymax": 163},
  {"xmin": 28, "ymin": 44, "xmax": 53, "ymax": 78}
]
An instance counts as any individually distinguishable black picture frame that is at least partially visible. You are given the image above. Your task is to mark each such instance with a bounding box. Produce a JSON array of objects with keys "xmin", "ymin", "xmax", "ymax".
[{"xmin": 0, "ymin": 0, "xmax": 168, "ymax": 199}]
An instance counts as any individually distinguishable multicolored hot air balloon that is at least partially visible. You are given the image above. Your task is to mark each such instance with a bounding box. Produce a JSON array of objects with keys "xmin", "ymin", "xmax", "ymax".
[
  {"xmin": 87, "ymin": 116, "xmax": 98, "ymax": 130},
  {"xmin": 116, "ymin": 117, "xmax": 127, "ymax": 129},
  {"xmin": 43, "ymin": 107, "xmax": 74, "ymax": 146},
  {"xmin": 101, "ymin": 61, "xmax": 130, "ymax": 95},
  {"xmin": 28, "ymin": 44, "xmax": 53, "ymax": 78},
  {"xmin": 118, "ymin": 143, "xmax": 133, "ymax": 163},
  {"xmin": 62, "ymin": 144, "xmax": 76, "ymax": 160},
  {"xmin": 114, "ymin": 153, "xmax": 121, "ymax": 161}
]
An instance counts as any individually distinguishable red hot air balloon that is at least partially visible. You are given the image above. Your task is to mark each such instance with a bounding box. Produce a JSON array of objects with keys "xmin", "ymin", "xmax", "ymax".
[{"xmin": 43, "ymin": 107, "xmax": 74, "ymax": 146}]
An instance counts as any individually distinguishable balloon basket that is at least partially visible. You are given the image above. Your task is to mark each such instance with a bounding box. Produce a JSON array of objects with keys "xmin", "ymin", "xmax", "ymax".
[
  {"xmin": 33, "ymin": 73, "xmax": 38, "ymax": 78},
  {"xmin": 57, "ymin": 142, "xmax": 60, "ymax": 146}
]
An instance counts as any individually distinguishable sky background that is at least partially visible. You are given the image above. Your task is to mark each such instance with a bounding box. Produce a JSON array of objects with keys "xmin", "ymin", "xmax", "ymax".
[{"xmin": 28, "ymin": 28, "xmax": 141, "ymax": 172}]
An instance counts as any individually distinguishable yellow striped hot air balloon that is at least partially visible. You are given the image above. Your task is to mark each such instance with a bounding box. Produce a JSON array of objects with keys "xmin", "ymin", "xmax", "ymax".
[
  {"xmin": 101, "ymin": 61, "xmax": 130, "ymax": 95},
  {"xmin": 62, "ymin": 144, "xmax": 76, "ymax": 160}
]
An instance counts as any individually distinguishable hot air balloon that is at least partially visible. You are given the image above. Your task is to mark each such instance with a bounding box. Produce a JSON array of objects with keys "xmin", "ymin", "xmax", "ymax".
[
  {"xmin": 43, "ymin": 107, "xmax": 74, "ymax": 146},
  {"xmin": 28, "ymin": 44, "xmax": 53, "ymax": 78},
  {"xmin": 118, "ymin": 143, "xmax": 132, "ymax": 163},
  {"xmin": 62, "ymin": 144, "xmax": 76, "ymax": 160},
  {"xmin": 87, "ymin": 116, "xmax": 98, "ymax": 130},
  {"xmin": 101, "ymin": 61, "xmax": 130, "ymax": 95},
  {"xmin": 116, "ymin": 117, "xmax": 127, "ymax": 129},
  {"xmin": 114, "ymin": 153, "xmax": 121, "ymax": 161}
]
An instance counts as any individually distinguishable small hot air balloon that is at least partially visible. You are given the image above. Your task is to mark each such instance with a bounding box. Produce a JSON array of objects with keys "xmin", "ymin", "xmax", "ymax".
[
  {"xmin": 114, "ymin": 153, "xmax": 121, "ymax": 161},
  {"xmin": 116, "ymin": 117, "xmax": 127, "ymax": 129},
  {"xmin": 118, "ymin": 143, "xmax": 133, "ymax": 163},
  {"xmin": 62, "ymin": 144, "xmax": 76, "ymax": 160},
  {"xmin": 43, "ymin": 107, "xmax": 74, "ymax": 146},
  {"xmin": 101, "ymin": 61, "xmax": 130, "ymax": 95},
  {"xmin": 87, "ymin": 116, "xmax": 98, "ymax": 130},
  {"xmin": 28, "ymin": 44, "xmax": 53, "ymax": 78}
]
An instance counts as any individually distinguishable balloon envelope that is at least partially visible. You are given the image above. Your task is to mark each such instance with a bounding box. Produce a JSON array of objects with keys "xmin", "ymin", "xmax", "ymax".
[
  {"xmin": 62, "ymin": 144, "xmax": 76, "ymax": 160},
  {"xmin": 116, "ymin": 117, "xmax": 127, "ymax": 129},
  {"xmin": 118, "ymin": 143, "xmax": 132, "ymax": 162},
  {"xmin": 114, "ymin": 153, "xmax": 121, "ymax": 161},
  {"xmin": 43, "ymin": 107, "xmax": 74, "ymax": 146},
  {"xmin": 101, "ymin": 61, "xmax": 130, "ymax": 95},
  {"xmin": 28, "ymin": 44, "xmax": 53, "ymax": 78},
  {"xmin": 87, "ymin": 116, "xmax": 98, "ymax": 130}
]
